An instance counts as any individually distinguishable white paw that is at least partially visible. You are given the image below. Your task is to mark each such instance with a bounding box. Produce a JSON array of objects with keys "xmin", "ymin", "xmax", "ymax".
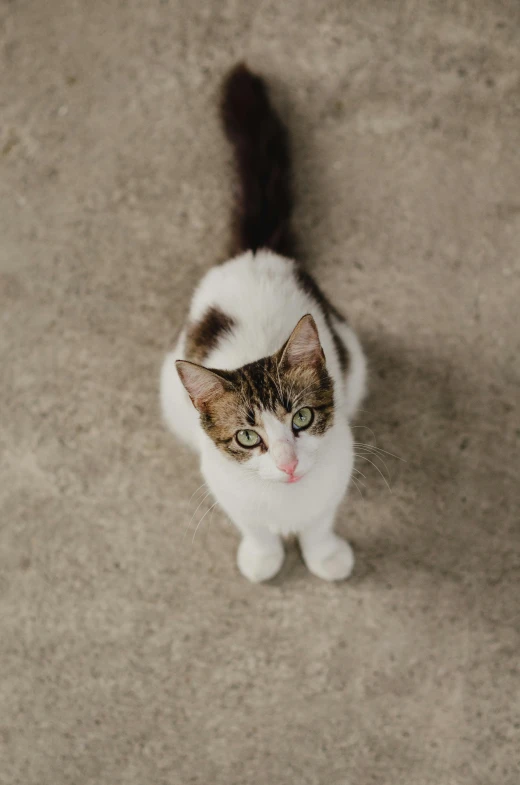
[
  {"xmin": 303, "ymin": 536, "xmax": 354, "ymax": 582},
  {"xmin": 237, "ymin": 537, "xmax": 285, "ymax": 583}
]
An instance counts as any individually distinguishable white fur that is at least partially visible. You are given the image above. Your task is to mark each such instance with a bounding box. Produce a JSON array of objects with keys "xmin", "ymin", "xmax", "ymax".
[{"xmin": 161, "ymin": 251, "xmax": 367, "ymax": 582}]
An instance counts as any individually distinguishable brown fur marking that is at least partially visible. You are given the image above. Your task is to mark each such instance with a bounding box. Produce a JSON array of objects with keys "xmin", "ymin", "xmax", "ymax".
[
  {"xmin": 294, "ymin": 267, "xmax": 349, "ymax": 373},
  {"xmin": 185, "ymin": 307, "xmax": 236, "ymax": 364}
]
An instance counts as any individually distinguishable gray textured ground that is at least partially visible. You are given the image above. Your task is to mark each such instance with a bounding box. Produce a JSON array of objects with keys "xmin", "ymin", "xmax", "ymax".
[{"xmin": 1, "ymin": 2, "xmax": 519, "ymax": 784}]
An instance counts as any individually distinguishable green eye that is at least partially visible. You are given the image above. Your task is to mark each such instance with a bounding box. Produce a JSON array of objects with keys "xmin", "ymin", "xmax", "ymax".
[
  {"xmin": 236, "ymin": 429, "xmax": 261, "ymax": 448},
  {"xmin": 292, "ymin": 407, "xmax": 313, "ymax": 431}
]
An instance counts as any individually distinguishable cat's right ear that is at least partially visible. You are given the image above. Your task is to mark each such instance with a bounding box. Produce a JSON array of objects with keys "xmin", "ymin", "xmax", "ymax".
[
  {"xmin": 279, "ymin": 314, "xmax": 325, "ymax": 370},
  {"xmin": 176, "ymin": 360, "xmax": 232, "ymax": 410}
]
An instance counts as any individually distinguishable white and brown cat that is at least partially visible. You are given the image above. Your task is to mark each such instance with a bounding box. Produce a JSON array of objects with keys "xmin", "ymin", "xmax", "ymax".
[{"xmin": 161, "ymin": 64, "xmax": 366, "ymax": 583}]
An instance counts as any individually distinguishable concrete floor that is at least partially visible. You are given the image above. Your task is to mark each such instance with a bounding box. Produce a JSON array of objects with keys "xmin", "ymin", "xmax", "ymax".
[{"xmin": 1, "ymin": 2, "xmax": 519, "ymax": 783}]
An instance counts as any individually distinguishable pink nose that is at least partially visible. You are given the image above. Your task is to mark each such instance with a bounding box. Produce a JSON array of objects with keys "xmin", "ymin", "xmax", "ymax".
[{"xmin": 278, "ymin": 458, "xmax": 298, "ymax": 476}]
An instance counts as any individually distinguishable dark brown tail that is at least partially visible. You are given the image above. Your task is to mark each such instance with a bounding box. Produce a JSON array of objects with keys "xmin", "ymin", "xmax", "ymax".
[{"xmin": 221, "ymin": 64, "xmax": 295, "ymax": 258}]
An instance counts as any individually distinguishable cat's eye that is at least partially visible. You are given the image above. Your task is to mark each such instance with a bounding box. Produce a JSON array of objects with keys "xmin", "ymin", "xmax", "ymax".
[
  {"xmin": 292, "ymin": 407, "xmax": 313, "ymax": 431},
  {"xmin": 236, "ymin": 429, "xmax": 261, "ymax": 448}
]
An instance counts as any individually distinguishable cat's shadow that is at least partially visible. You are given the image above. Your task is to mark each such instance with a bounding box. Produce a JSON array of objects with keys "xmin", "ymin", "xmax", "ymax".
[
  {"xmin": 258, "ymin": 82, "xmax": 489, "ymax": 588},
  {"xmin": 277, "ymin": 330, "xmax": 488, "ymax": 588}
]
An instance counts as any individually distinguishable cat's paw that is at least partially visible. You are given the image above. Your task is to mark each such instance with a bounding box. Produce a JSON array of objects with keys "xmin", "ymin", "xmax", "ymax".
[
  {"xmin": 237, "ymin": 537, "xmax": 285, "ymax": 583},
  {"xmin": 302, "ymin": 535, "xmax": 354, "ymax": 582}
]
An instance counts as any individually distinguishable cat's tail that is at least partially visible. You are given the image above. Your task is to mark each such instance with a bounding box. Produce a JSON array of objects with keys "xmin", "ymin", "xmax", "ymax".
[{"xmin": 221, "ymin": 63, "xmax": 294, "ymax": 258}]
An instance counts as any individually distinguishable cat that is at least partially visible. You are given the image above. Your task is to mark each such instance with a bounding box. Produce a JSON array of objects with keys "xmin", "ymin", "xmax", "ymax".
[{"xmin": 160, "ymin": 64, "xmax": 367, "ymax": 583}]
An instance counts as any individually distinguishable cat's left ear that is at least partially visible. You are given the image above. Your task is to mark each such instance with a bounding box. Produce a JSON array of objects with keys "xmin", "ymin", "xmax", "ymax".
[
  {"xmin": 279, "ymin": 314, "xmax": 325, "ymax": 369},
  {"xmin": 176, "ymin": 360, "xmax": 233, "ymax": 410}
]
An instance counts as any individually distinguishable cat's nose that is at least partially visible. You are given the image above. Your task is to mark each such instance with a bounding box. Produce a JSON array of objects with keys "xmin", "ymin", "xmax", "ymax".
[
  {"xmin": 272, "ymin": 440, "xmax": 298, "ymax": 475},
  {"xmin": 278, "ymin": 458, "xmax": 298, "ymax": 476}
]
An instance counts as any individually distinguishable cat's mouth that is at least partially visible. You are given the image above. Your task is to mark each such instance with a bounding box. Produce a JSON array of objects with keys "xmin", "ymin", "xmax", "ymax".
[{"xmin": 286, "ymin": 474, "xmax": 303, "ymax": 484}]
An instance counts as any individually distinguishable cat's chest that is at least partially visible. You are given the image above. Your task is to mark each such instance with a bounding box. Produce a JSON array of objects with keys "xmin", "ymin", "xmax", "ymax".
[{"xmin": 216, "ymin": 475, "xmax": 333, "ymax": 533}]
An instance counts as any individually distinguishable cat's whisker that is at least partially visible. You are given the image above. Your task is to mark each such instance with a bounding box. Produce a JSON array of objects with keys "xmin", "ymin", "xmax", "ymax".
[
  {"xmin": 350, "ymin": 476, "xmax": 364, "ymax": 500},
  {"xmin": 239, "ymin": 389, "xmax": 252, "ymax": 415},
  {"xmin": 352, "ymin": 466, "xmax": 367, "ymax": 480},
  {"xmin": 188, "ymin": 487, "xmax": 213, "ymax": 511},
  {"xmin": 203, "ymin": 498, "xmax": 219, "ymax": 546},
  {"xmin": 278, "ymin": 371, "xmax": 299, "ymax": 408},
  {"xmin": 268, "ymin": 380, "xmax": 282, "ymax": 403},
  {"xmin": 285, "ymin": 379, "xmax": 296, "ymax": 405},
  {"xmin": 351, "ymin": 425, "xmax": 378, "ymax": 442},
  {"xmin": 353, "ymin": 434, "xmax": 407, "ymax": 463},
  {"xmin": 354, "ymin": 447, "xmax": 391, "ymax": 479},
  {"xmin": 192, "ymin": 501, "xmax": 219, "ymax": 544},
  {"xmin": 269, "ymin": 374, "xmax": 284, "ymax": 403},
  {"xmin": 188, "ymin": 481, "xmax": 209, "ymax": 505},
  {"xmin": 276, "ymin": 373, "xmax": 287, "ymax": 402},
  {"xmin": 294, "ymin": 380, "xmax": 316, "ymax": 399},
  {"xmin": 351, "ymin": 471, "xmax": 367, "ymax": 489},
  {"xmin": 264, "ymin": 365, "xmax": 285, "ymax": 405},
  {"xmin": 184, "ymin": 490, "xmax": 213, "ymax": 540},
  {"xmin": 355, "ymin": 453, "xmax": 391, "ymax": 486},
  {"xmin": 275, "ymin": 359, "xmax": 284, "ymax": 392},
  {"xmin": 354, "ymin": 453, "xmax": 392, "ymax": 493},
  {"xmin": 353, "ymin": 441, "xmax": 406, "ymax": 462},
  {"xmin": 292, "ymin": 381, "xmax": 316, "ymax": 408}
]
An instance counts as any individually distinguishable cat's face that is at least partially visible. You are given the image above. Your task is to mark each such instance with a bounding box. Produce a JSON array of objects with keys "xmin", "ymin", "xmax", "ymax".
[{"xmin": 177, "ymin": 315, "xmax": 334, "ymax": 484}]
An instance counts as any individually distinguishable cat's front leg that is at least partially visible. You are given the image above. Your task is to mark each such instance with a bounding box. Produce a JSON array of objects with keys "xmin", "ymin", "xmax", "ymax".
[
  {"xmin": 234, "ymin": 522, "xmax": 285, "ymax": 583},
  {"xmin": 299, "ymin": 513, "xmax": 354, "ymax": 582}
]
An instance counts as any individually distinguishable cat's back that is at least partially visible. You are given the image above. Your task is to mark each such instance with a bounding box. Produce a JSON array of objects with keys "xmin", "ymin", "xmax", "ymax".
[{"xmin": 185, "ymin": 250, "xmax": 330, "ymax": 371}]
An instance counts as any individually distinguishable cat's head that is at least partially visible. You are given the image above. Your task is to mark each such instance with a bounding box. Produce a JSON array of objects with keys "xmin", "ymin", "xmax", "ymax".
[{"xmin": 176, "ymin": 315, "xmax": 334, "ymax": 483}]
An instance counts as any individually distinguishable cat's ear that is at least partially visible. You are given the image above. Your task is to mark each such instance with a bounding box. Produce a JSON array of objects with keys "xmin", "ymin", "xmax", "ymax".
[
  {"xmin": 176, "ymin": 360, "xmax": 232, "ymax": 409},
  {"xmin": 279, "ymin": 314, "xmax": 325, "ymax": 369}
]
